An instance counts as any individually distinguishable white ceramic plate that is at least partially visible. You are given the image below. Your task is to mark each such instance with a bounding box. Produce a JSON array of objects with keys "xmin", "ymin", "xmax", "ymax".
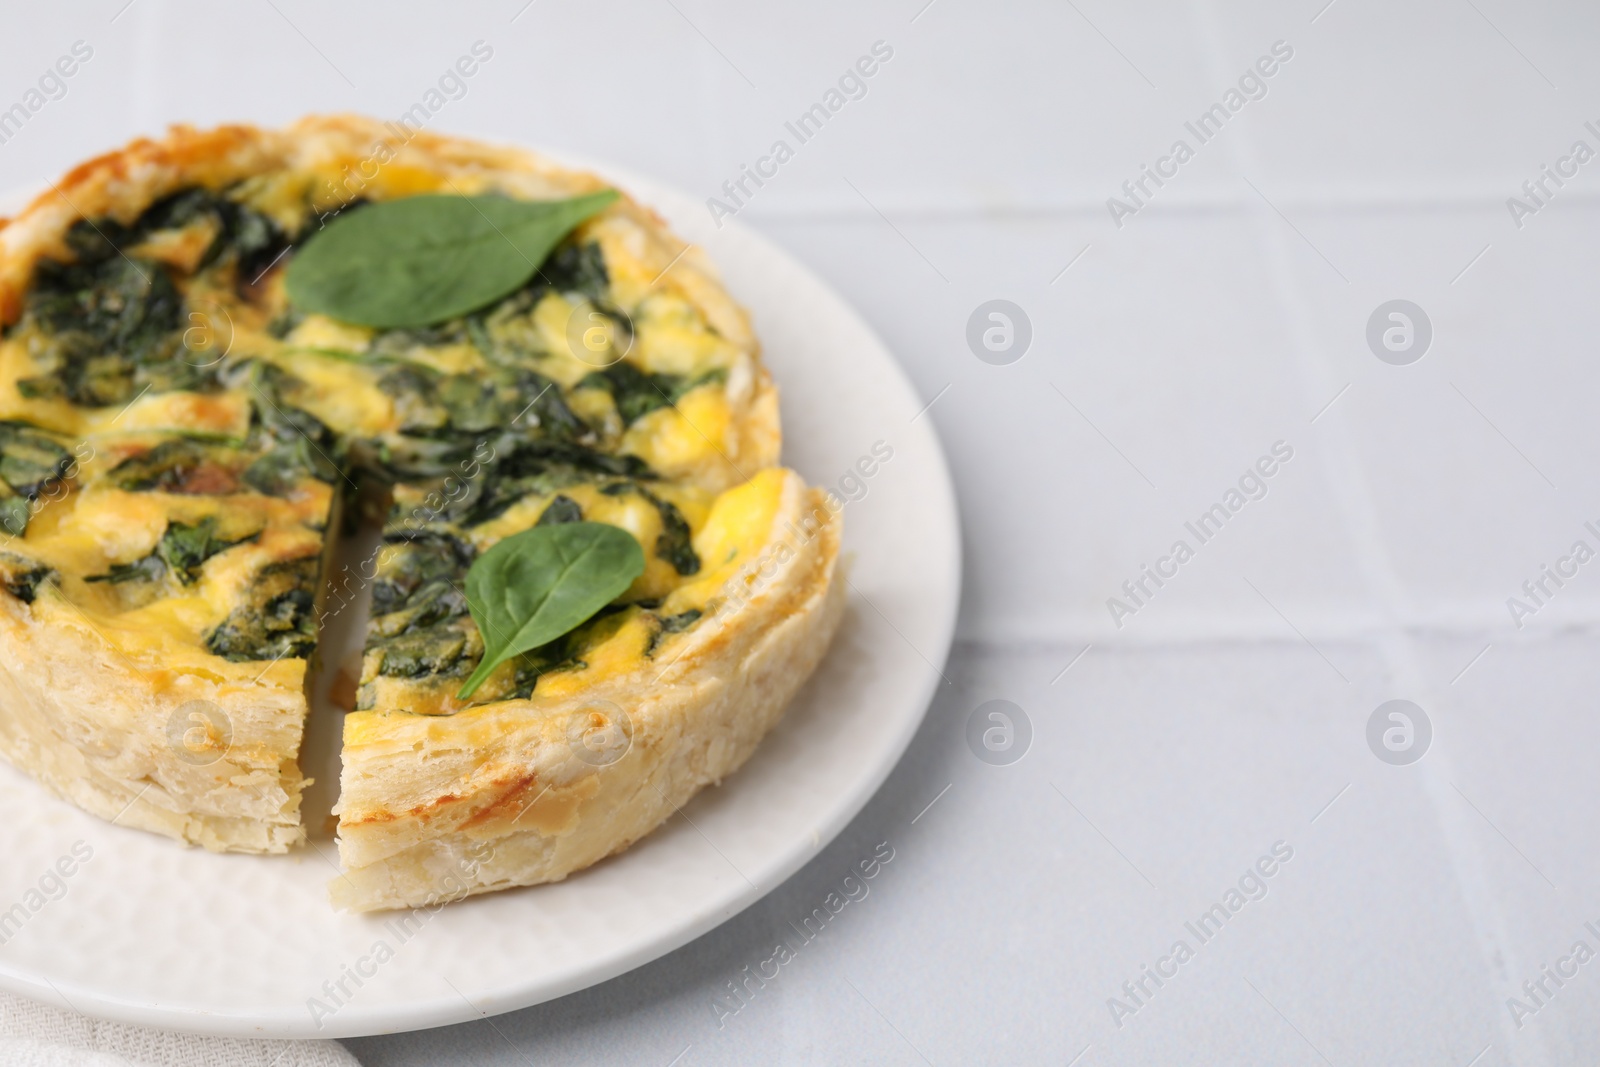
[{"xmin": 0, "ymin": 155, "xmax": 960, "ymax": 1038}]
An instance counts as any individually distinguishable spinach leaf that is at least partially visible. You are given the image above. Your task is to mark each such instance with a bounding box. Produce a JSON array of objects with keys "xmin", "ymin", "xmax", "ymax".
[
  {"xmin": 0, "ymin": 422, "xmax": 73, "ymax": 498},
  {"xmin": 158, "ymin": 516, "xmax": 243, "ymax": 577},
  {"xmin": 204, "ymin": 554, "xmax": 319, "ymax": 661},
  {"xmin": 133, "ymin": 186, "xmax": 288, "ymax": 280},
  {"xmin": 539, "ymin": 240, "xmax": 610, "ymax": 301},
  {"xmin": 600, "ymin": 481, "xmax": 700, "ymax": 575},
  {"xmin": 238, "ymin": 362, "xmax": 340, "ymax": 493},
  {"xmin": 13, "ymin": 189, "xmax": 289, "ymax": 407},
  {"xmin": 0, "ymin": 552, "xmax": 55, "ymax": 604},
  {"xmin": 641, "ymin": 487, "xmax": 700, "ymax": 575},
  {"xmin": 578, "ymin": 360, "xmax": 673, "ymax": 425},
  {"xmin": 0, "ymin": 422, "xmax": 74, "ymax": 536},
  {"xmin": 0, "ymin": 494, "xmax": 30, "ymax": 538},
  {"xmin": 413, "ymin": 435, "xmax": 653, "ymax": 527},
  {"xmin": 646, "ymin": 607, "xmax": 703, "ymax": 656},
  {"xmin": 513, "ymin": 370, "xmax": 589, "ymax": 441},
  {"xmin": 374, "ymin": 625, "xmax": 469, "ymax": 678},
  {"xmin": 369, "ymin": 529, "xmax": 475, "ymax": 620},
  {"xmin": 86, "ymin": 516, "xmax": 255, "ymax": 586},
  {"xmin": 18, "ymin": 254, "xmax": 190, "ymax": 406},
  {"xmin": 84, "ymin": 553, "xmax": 165, "ymax": 586},
  {"xmin": 578, "ymin": 363, "xmax": 727, "ymax": 427},
  {"xmin": 108, "ymin": 439, "xmax": 244, "ymax": 495},
  {"xmin": 457, "ymin": 520, "xmax": 643, "ymax": 699},
  {"xmin": 364, "ymin": 528, "xmax": 477, "ymax": 683},
  {"xmin": 285, "ymin": 191, "xmax": 618, "ymax": 328},
  {"xmin": 535, "ymin": 495, "xmax": 583, "ymax": 526}
]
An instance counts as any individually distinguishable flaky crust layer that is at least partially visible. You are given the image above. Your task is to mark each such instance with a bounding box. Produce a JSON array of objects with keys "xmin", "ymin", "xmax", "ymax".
[{"xmin": 0, "ymin": 592, "xmax": 308, "ymax": 852}]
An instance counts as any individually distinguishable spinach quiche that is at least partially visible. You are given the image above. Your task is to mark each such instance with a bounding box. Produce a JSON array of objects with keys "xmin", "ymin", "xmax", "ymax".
[{"xmin": 0, "ymin": 117, "xmax": 843, "ymax": 910}]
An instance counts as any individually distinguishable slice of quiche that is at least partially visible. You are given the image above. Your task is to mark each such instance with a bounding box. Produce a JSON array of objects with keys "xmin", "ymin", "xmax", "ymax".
[
  {"xmin": 0, "ymin": 117, "xmax": 843, "ymax": 909},
  {"xmin": 0, "ymin": 171, "xmax": 335, "ymax": 852},
  {"xmin": 338, "ymin": 464, "xmax": 842, "ymax": 910}
]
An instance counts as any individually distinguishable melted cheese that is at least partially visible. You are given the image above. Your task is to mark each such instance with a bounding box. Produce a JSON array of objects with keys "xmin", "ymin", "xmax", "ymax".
[
  {"xmin": 622, "ymin": 385, "xmax": 731, "ymax": 473},
  {"xmin": 235, "ymin": 171, "xmax": 319, "ymax": 234},
  {"xmin": 660, "ymin": 467, "xmax": 788, "ymax": 615},
  {"xmin": 590, "ymin": 221, "xmax": 655, "ymax": 311},
  {"xmin": 529, "ymin": 293, "xmax": 602, "ymax": 386},
  {"xmin": 534, "ymin": 610, "xmax": 657, "ymax": 699},
  {"xmin": 392, "ymin": 342, "xmax": 484, "ymax": 377},
  {"xmin": 266, "ymin": 347, "xmax": 394, "ymax": 436},
  {"xmin": 128, "ymin": 219, "xmax": 221, "ymax": 274},
  {"xmin": 0, "ymin": 326, "xmax": 85, "ymax": 434},
  {"xmin": 287, "ymin": 315, "xmax": 373, "ymax": 353},
  {"xmin": 86, "ymin": 391, "xmax": 252, "ymax": 439},
  {"xmin": 28, "ymin": 520, "xmax": 318, "ymax": 687},
  {"xmin": 632, "ymin": 293, "xmax": 735, "ymax": 375}
]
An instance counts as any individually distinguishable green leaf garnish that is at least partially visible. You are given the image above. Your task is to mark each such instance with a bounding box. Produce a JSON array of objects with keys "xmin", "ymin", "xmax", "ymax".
[
  {"xmin": 285, "ymin": 191, "xmax": 619, "ymax": 329},
  {"xmin": 457, "ymin": 520, "xmax": 644, "ymax": 700}
]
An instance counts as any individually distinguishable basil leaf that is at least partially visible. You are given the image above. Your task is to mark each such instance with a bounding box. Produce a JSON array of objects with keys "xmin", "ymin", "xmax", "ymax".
[
  {"xmin": 457, "ymin": 520, "xmax": 644, "ymax": 699},
  {"xmin": 285, "ymin": 191, "xmax": 618, "ymax": 329}
]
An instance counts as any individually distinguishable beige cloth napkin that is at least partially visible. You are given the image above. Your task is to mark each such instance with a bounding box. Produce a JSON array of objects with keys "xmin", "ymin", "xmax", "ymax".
[{"xmin": 0, "ymin": 992, "xmax": 361, "ymax": 1067}]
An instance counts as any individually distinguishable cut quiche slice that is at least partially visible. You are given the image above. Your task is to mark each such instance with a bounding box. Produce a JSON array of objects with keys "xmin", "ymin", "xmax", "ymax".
[
  {"xmin": 0, "ymin": 117, "xmax": 843, "ymax": 908},
  {"xmin": 0, "ymin": 183, "xmax": 337, "ymax": 852},
  {"xmin": 338, "ymin": 466, "xmax": 842, "ymax": 910}
]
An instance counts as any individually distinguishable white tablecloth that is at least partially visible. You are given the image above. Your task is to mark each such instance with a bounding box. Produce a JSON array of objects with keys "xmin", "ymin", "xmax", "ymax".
[{"xmin": 0, "ymin": 992, "xmax": 357, "ymax": 1067}]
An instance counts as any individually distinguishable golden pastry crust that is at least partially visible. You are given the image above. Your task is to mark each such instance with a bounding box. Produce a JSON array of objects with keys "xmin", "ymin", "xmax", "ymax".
[{"xmin": 0, "ymin": 590, "xmax": 308, "ymax": 852}]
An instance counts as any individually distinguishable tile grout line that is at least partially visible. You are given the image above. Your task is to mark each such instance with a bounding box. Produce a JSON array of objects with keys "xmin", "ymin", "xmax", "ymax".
[
  {"xmin": 1185, "ymin": 0, "xmax": 1539, "ymax": 1062},
  {"xmin": 696, "ymin": 187, "xmax": 1600, "ymax": 225}
]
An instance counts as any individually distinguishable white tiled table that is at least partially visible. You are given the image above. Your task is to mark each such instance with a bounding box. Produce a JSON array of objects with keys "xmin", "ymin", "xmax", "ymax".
[{"xmin": 5, "ymin": 1, "xmax": 1600, "ymax": 1063}]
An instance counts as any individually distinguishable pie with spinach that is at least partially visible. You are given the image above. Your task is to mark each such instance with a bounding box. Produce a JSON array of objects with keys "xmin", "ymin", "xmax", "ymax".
[{"xmin": 0, "ymin": 117, "xmax": 842, "ymax": 910}]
